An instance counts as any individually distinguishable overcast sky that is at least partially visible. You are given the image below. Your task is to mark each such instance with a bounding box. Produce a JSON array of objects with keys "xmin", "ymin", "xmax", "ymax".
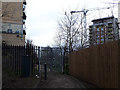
[{"xmin": 26, "ymin": 0, "xmax": 119, "ymax": 47}]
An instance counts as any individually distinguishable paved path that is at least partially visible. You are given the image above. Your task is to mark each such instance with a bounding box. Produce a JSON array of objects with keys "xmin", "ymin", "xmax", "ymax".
[{"xmin": 37, "ymin": 72, "xmax": 86, "ymax": 88}]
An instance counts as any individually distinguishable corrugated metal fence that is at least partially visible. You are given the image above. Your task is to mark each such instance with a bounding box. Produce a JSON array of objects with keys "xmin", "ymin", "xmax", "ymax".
[{"xmin": 69, "ymin": 40, "xmax": 120, "ymax": 88}]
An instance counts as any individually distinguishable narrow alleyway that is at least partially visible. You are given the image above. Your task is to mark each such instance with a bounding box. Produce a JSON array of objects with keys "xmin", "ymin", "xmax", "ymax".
[{"xmin": 36, "ymin": 72, "xmax": 86, "ymax": 88}]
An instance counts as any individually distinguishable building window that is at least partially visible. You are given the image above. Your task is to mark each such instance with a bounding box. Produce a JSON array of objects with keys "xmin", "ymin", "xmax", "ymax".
[
  {"xmin": 23, "ymin": 20, "xmax": 25, "ymax": 24},
  {"xmin": 23, "ymin": 1, "xmax": 27, "ymax": 5},
  {"xmin": 15, "ymin": 31, "xmax": 19, "ymax": 34},
  {"xmin": 23, "ymin": 5, "xmax": 26, "ymax": 11},
  {"xmin": 2, "ymin": 31, "xmax": 6, "ymax": 33},
  {"xmin": 101, "ymin": 41, "xmax": 104, "ymax": 44},
  {"xmin": 101, "ymin": 27, "xmax": 104, "ymax": 31},
  {"xmin": 23, "ymin": 12, "xmax": 26, "ymax": 20},
  {"xmin": 97, "ymin": 28, "xmax": 99, "ymax": 31},
  {"xmin": 23, "ymin": 30, "xmax": 26, "ymax": 35},
  {"xmin": 97, "ymin": 35, "xmax": 100, "ymax": 38},
  {"xmin": 97, "ymin": 32, "xmax": 99, "ymax": 35},
  {"xmin": 7, "ymin": 29, "xmax": 12, "ymax": 33},
  {"xmin": 97, "ymin": 41, "xmax": 99, "ymax": 45},
  {"xmin": 101, "ymin": 32, "xmax": 104, "ymax": 35},
  {"xmin": 101, "ymin": 38, "xmax": 104, "ymax": 41},
  {"xmin": 97, "ymin": 39, "xmax": 100, "ymax": 42}
]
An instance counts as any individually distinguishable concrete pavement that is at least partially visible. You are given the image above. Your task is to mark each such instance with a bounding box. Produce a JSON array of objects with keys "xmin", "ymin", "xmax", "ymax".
[{"xmin": 37, "ymin": 72, "xmax": 86, "ymax": 88}]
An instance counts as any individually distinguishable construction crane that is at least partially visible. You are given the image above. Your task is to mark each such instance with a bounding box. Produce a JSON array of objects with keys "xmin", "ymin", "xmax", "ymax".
[{"xmin": 70, "ymin": 7, "xmax": 111, "ymax": 40}]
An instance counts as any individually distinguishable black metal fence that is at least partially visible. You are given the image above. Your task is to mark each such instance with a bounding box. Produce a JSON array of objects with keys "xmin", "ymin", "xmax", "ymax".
[
  {"xmin": 2, "ymin": 44, "xmax": 40, "ymax": 76},
  {"xmin": 2, "ymin": 44, "xmax": 67, "ymax": 76}
]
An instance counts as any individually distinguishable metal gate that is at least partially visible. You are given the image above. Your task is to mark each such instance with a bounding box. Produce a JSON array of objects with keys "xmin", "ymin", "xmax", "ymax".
[{"xmin": 40, "ymin": 47, "xmax": 64, "ymax": 73}]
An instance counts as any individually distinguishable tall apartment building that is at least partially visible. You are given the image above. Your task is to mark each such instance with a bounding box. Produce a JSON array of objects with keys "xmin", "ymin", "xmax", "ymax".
[
  {"xmin": 1, "ymin": 1, "xmax": 27, "ymax": 46},
  {"xmin": 89, "ymin": 16, "xmax": 119, "ymax": 46}
]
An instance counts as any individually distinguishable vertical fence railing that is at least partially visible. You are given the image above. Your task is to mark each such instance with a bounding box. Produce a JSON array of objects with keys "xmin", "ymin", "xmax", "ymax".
[{"xmin": 2, "ymin": 44, "xmax": 40, "ymax": 76}]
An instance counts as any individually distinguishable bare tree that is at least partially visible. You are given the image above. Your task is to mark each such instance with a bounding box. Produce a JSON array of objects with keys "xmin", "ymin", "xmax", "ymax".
[
  {"xmin": 58, "ymin": 12, "xmax": 80, "ymax": 52},
  {"xmin": 26, "ymin": 39, "xmax": 33, "ymax": 46},
  {"xmin": 55, "ymin": 11, "xmax": 89, "ymax": 53},
  {"xmin": 54, "ymin": 11, "xmax": 90, "ymax": 74}
]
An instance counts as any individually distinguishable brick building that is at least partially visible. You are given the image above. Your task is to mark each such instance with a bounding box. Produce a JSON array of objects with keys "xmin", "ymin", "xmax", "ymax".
[{"xmin": 1, "ymin": 0, "xmax": 27, "ymax": 46}]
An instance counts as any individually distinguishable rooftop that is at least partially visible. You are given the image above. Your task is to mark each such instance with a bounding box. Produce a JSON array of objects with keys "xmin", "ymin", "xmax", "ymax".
[{"xmin": 92, "ymin": 16, "xmax": 115, "ymax": 22}]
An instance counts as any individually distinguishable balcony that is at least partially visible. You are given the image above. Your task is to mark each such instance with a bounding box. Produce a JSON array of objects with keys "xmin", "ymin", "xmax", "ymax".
[
  {"xmin": 108, "ymin": 36, "xmax": 113, "ymax": 39},
  {"xmin": 22, "ymin": 12, "xmax": 27, "ymax": 20},
  {"xmin": 108, "ymin": 29, "xmax": 113, "ymax": 32},
  {"xmin": 89, "ymin": 32, "xmax": 92, "ymax": 34},
  {"xmin": 108, "ymin": 23, "xmax": 112, "ymax": 28},
  {"xmin": 89, "ymin": 38, "xmax": 92, "ymax": 41},
  {"xmin": 23, "ymin": 30, "xmax": 26, "ymax": 35},
  {"xmin": 23, "ymin": 20, "xmax": 25, "ymax": 24},
  {"xmin": 89, "ymin": 36, "xmax": 92, "ymax": 38},
  {"xmin": 23, "ymin": 5, "xmax": 26, "ymax": 11},
  {"xmin": 108, "ymin": 33, "xmax": 113, "ymax": 36},
  {"xmin": 23, "ymin": 0, "xmax": 27, "ymax": 5}
]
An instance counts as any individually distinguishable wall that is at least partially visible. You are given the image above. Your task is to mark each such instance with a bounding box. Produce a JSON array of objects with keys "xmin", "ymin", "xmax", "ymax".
[
  {"xmin": 2, "ymin": 2, "xmax": 23, "ymax": 24},
  {"xmin": 69, "ymin": 40, "xmax": 120, "ymax": 88},
  {"xmin": 2, "ymin": 22, "xmax": 22, "ymax": 33},
  {"xmin": 2, "ymin": 33, "xmax": 25, "ymax": 46},
  {"xmin": 1, "ymin": 2, "xmax": 26, "ymax": 46}
]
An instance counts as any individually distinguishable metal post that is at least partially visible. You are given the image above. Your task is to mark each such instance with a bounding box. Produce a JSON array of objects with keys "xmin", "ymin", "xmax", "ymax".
[
  {"xmin": 38, "ymin": 47, "xmax": 40, "ymax": 74},
  {"xmin": 84, "ymin": 11, "xmax": 87, "ymax": 38},
  {"xmin": 44, "ymin": 63, "xmax": 47, "ymax": 80},
  {"xmin": 62, "ymin": 48, "xmax": 64, "ymax": 73}
]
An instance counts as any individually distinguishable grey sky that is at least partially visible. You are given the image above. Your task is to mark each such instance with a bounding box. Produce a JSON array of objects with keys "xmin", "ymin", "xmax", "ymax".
[{"xmin": 26, "ymin": 0, "xmax": 118, "ymax": 46}]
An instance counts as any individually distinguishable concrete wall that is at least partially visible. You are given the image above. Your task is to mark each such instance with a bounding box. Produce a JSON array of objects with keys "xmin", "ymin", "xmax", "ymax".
[
  {"xmin": 1, "ymin": 2, "xmax": 26, "ymax": 46},
  {"xmin": 2, "ymin": 33, "xmax": 25, "ymax": 46},
  {"xmin": 2, "ymin": 2, "xmax": 23, "ymax": 24}
]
